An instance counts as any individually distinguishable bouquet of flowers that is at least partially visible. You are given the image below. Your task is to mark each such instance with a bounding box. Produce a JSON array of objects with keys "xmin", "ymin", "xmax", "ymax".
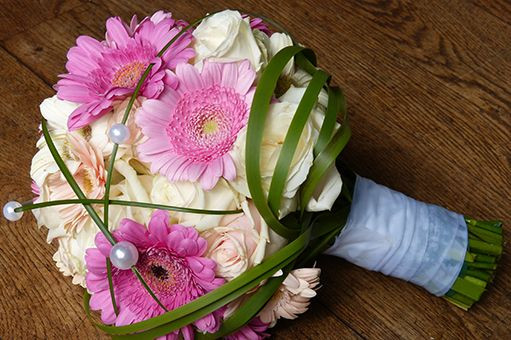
[{"xmin": 3, "ymin": 9, "xmax": 503, "ymax": 339}]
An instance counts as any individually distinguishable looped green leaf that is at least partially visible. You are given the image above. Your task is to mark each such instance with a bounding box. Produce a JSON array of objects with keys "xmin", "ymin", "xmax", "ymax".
[
  {"xmin": 300, "ymin": 87, "xmax": 350, "ymax": 213},
  {"xmin": 41, "ymin": 119, "xmax": 116, "ymax": 245},
  {"xmin": 18, "ymin": 198, "xmax": 243, "ymax": 215},
  {"xmin": 246, "ymin": 45, "xmax": 319, "ymax": 240},
  {"xmin": 198, "ymin": 269, "xmax": 289, "ymax": 339},
  {"xmin": 314, "ymin": 86, "xmax": 341, "ymax": 156},
  {"xmin": 267, "ymin": 68, "xmax": 330, "ymax": 215},
  {"xmin": 83, "ymin": 228, "xmax": 311, "ymax": 337}
]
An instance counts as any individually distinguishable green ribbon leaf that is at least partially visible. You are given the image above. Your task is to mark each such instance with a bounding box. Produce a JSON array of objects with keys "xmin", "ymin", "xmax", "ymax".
[
  {"xmin": 83, "ymin": 228, "xmax": 311, "ymax": 337},
  {"xmin": 267, "ymin": 69, "xmax": 330, "ymax": 216}
]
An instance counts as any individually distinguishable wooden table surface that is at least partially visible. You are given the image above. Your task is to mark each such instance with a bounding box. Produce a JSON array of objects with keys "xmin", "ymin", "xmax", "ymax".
[{"xmin": 0, "ymin": 0, "xmax": 510, "ymax": 338}]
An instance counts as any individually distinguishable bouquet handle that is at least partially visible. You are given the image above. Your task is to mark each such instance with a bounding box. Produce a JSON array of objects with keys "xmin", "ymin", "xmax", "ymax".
[{"xmin": 325, "ymin": 175, "xmax": 503, "ymax": 309}]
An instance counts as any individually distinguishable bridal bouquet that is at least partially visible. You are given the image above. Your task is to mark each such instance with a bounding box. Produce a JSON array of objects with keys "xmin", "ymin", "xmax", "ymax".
[{"xmin": 3, "ymin": 9, "xmax": 503, "ymax": 339}]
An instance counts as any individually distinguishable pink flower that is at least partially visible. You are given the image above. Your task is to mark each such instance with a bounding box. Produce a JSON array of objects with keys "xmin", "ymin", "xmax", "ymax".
[
  {"xmin": 225, "ymin": 317, "xmax": 270, "ymax": 340},
  {"xmin": 258, "ymin": 268, "xmax": 320, "ymax": 327},
  {"xmin": 55, "ymin": 11, "xmax": 195, "ymax": 130},
  {"xmin": 43, "ymin": 133, "xmax": 106, "ymax": 236},
  {"xmin": 242, "ymin": 15, "xmax": 272, "ymax": 36},
  {"xmin": 136, "ymin": 60, "xmax": 256, "ymax": 190},
  {"xmin": 85, "ymin": 210, "xmax": 224, "ymax": 339},
  {"xmin": 31, "ymin": 180, "xmax": 40, "ymax": 201},
  {"xmin": 202, "ymin": 201, "xmax": 268, "ymax": 280}
]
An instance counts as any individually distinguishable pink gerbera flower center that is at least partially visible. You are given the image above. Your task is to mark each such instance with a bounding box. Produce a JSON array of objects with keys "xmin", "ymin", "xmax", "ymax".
[
  {"xmin": 85, "ymin": 210, "xmax": 224, "ymax": 337},
  {"xmin": 111, "ymin": 60, "xmax": 148, "ymax": 88},
  {"xmin": 55, "ymin": 11, "xmax": 195, "ymax": 130},
  {"xmin": 168, "ymin": 85, "xmax": 248, "ymax": 163},
  {"xmin": 136, "ymin": 60, "xmax": 257, "ymax": 190},
  {"xmin": 137, "ymin": 247, "xmax": 203, "ymax": 297}
]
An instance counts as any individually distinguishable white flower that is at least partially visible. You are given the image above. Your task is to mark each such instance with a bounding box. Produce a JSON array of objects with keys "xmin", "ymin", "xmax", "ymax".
[
  {"xmin": 31, "ymin": 96, "xmax": 80, "ymax": 187},
  {"xmin": 279, "ymin": 86, "xmax": 343, "ymax": 213},
  {"xmin": 230, "ymin": 101, "xmax": 317, "ymax": 217},
  {"xmin": 258, "ymin": 267, "xmax": 321, "ymax": 327},
  {"xmin": 193, "ymin": 10, "xmax": 263, "ymax": 71},
  {"xmin": 150, "ymin": 175, "xmax": 241, "ymax": 231},
  {"xmin": 268, "ymin": 32, "xmax": 294, "ymax": 77},
  {"xmin": 53, "ymin": 223, "xmax": 97, "ymax": 287}
]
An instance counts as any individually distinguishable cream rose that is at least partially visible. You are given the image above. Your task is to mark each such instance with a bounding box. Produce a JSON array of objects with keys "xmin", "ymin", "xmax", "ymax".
[
  {"xmin": 230, "ymin": 82, "xmax": 343, "ymax": 216},
  {"xmin": 193, "ymin": 10, "xmax": 263, "ymax": 71},
  {"xmin": 150, "ymin": 175, "xmax": 241, "ymax": 231},
  {"xmin": 230, "ymin": 101, "xmax": 317, "ymax": 217},
  {"xmin": 279, "ymin": 86, "xmax": 343, "ymax": 213},
  {"xmin": 202, "ymin": 201, "xmax": 269, "ymax": 280}
]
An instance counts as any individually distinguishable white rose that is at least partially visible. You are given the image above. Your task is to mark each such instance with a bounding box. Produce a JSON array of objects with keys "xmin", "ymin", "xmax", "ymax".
[
  {"xmin": 53, "ymin": 224, "xmax": 96, "ymax": 287},
  {"xmin": 150, "ymin": 175, "xmax": 241, "ymax": 231},
  {"xmin": 31, "ymin": 96, "xmax": 80, "ymax": 187},
  {"xmin": 193, "ymin": 10, "xmax": 263, "ymax": 71},
  {"xmin": 230, "ymin": 101, "xmax": 316, "ymax": 217},
  {"xmin": 231, "ymin": 84, "xmax": 343, "ymax": 216},
  {"xmin": 279, "ymin": 85, "xmax": 343, "ymax": 213},
  {"xmin": 268, "ymin": 32, "xmax": 294, "ymax": 77}
]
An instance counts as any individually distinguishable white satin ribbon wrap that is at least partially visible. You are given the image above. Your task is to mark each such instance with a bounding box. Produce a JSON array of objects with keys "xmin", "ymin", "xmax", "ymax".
[{"xmin": 324, "ymin": 176, "xmax": 468, "ymax": 296}]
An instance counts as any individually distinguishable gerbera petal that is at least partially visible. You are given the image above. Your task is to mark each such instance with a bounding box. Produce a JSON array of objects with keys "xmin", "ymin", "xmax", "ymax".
[
  {"xmin": 115, "ymin": 308, "xmax": 138, "ymax": 326},
  {"xmin": 200, "ymin": 166, "xmax": 220, "ymax": 190},
  {"xmin": 106, "ymin": 17, "xmax": 132, "ymax": 48},
  {"xmin": 176, "ymin": 63, "xmax": 203, "ymax": 93},
  {"xmin": 220, "ymin": 62, "xmax": 238, "ymax": 88},
  {"xmin": 95, "ymin": 232, "xmax": 113, "ymax": 257},
  {"xmin": 67, "ymin": 100, "xmax": 112, "ymax": 130},
  {"xmin": 222, "ymin": 154, "xmax": 237, "ymax": 181},
  {"xmin": 202, "ymin": 60, "xmax": 222, "ymax": 87},
  {"xmin": 235, "ymin": 59, "xmax": 256, "ymax": 94},
  {"xmin": 148, "ymin": 210, "xmax": 170, "ymax": 243},
  {"xmin": 115, "ymin": 218, "xmax": 150, "ymax": 248}
]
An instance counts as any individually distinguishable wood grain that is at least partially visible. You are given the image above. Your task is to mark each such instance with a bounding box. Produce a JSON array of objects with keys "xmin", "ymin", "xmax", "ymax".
[{"xmin": 0, "ymin": 0, "xmax": 509, "ymax": 338}]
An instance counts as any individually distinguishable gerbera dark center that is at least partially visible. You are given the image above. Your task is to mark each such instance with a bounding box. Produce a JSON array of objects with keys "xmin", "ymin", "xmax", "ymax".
[
  {"xmin": 151, "ymin": 264, "xmax": 169, "ymax": 281},
  {"xmin": 112, "ymin": 61, "xmax": 146, "ymax": 88}
]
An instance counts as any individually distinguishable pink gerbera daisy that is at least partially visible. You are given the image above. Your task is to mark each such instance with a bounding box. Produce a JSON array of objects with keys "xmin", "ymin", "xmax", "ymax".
[
  {"xmin": 242, "ymin": 14, "xmax": 273, "ymax": 36},
  {"xmin": 136, "ymin": 60, "xmax": 256, "ymax": 190},
  {"xmin": 225, "ymin": 317, "xmax": 270, "ymax": 339},
  {"xmin": 85, "ymin": 210, "xmax": 224, "ymax": 339},
  {"xmin": 55, "ymin": 11, "xmax": 195, "ymax": 130}
]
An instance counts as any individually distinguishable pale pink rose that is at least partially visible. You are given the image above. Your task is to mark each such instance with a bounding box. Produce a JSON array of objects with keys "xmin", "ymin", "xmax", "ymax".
[
  {"xmin": 258, "ymin": 268, "xmax": 321, "ymax": 327},
  {"xmin": 202, "ymin": 201, "xmax": 268, "ymax": 281}
]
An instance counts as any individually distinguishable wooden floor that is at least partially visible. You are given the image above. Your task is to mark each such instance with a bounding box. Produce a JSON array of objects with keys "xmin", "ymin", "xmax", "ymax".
[{"xmin": 0, "ymin": 0, "xmax": 510, "ymax": 338}]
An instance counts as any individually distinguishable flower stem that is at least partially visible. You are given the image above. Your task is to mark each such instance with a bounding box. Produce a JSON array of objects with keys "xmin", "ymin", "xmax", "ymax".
[
  {"xmin": 444, "ymin": 217, "xmax": 503, "ymax": 310},
  {"xmin": 15, "ymin": 199, "xmax": 242, "ymax": 215}
]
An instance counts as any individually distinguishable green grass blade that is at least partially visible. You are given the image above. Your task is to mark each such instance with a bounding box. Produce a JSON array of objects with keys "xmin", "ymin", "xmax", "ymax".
[
  {"xmin": 17, "ymin": 199, "xmax": 242, "ymax": 215},
  {"xmin": 268, "ymin": 69, "xmax": 329, "ymax": 215},
  {"xmin": 245, "ymin": 45, "xmax": 310, "ymax": 239},
  {"xmin": 83, "ymin": 228, "xmax": 310, "ymax": 335},
  {"xmin": 41, "ymin": 119, "xmax": 116, "ymax": 245}
]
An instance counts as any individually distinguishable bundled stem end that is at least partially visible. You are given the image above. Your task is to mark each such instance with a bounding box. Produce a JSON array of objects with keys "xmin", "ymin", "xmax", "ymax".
[{"xmin": 444, "ymin": 218, "xmax": 504, "ymax": 310}]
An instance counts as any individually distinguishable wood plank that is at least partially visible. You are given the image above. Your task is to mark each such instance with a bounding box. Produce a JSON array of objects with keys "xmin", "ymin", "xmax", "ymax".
[
  {"xmin": 0, "ymin": 0, "xmax": 83, "ymax": 41},
  {"xmin": 0, "ymin": 47, "xmax": 96, "ymax": 339},
  {"xmin": 0, "ymin": 0, "xmax": 509, "ymax": 338}
]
